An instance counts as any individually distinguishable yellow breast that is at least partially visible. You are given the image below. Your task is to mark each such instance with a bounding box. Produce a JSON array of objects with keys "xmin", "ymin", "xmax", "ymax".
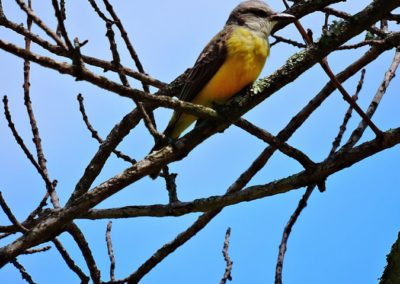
[{"xmin": 194, "ymin": 27, "xmax": 269, "ymax": 105}]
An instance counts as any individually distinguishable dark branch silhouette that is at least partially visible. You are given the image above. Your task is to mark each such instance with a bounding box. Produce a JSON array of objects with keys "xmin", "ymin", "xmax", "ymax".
[{"xmin": 0, "ymin": 0, "xmax": 399, "ymax": 283}]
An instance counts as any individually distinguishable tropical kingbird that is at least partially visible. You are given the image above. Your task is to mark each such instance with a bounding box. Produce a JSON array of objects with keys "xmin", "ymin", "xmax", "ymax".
[{"xmin": 150, "ymin": 0, "xmax": 294, "ymax": 178}]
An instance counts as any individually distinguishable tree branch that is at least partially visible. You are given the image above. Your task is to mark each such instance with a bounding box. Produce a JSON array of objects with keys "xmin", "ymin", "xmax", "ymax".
[{"xmin": 220, "ymin": 227, "xmax": 233, "ymax": 284}]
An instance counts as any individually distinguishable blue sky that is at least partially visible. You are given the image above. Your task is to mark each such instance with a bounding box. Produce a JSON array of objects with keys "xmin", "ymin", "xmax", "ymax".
[{"xmin": 1, "ymin": 1, "xmax": 400, "ymax": 283}]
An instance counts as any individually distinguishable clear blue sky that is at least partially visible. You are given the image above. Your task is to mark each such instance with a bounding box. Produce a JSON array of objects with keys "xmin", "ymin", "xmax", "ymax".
[{"xmin": 1, "ymin": 1, "xmax": 400, "ymax": 283}]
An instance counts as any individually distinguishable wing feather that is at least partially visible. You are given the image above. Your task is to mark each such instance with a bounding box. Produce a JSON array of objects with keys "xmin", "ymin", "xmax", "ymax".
[
  {"xmin": 162, "ymin": 27, "xmax": 231, "ymax": 138},
  {"xmin": 179, "ymin": 27, "xmax": 230, "ymax": 103}
]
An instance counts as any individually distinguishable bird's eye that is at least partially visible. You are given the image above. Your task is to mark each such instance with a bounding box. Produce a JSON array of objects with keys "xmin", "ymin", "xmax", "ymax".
[{"xmin": 247, "ymin": 8, "xmax": 269, "ymax": 18}]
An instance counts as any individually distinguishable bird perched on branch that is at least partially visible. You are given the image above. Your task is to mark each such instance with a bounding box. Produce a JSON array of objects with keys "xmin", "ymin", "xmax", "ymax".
[{"xmin": 150, "ymin": 0, "xmax": 295, "ymax": 178}]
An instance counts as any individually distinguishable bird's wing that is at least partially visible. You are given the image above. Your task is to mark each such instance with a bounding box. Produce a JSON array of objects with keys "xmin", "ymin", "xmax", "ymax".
[
  {"xmin": 178, "ymin": 27, "xmax": 230, "ymax": 103},
  {"xmin": 161, "ymin": 27, "xmax": 231, "ymax": 139}
]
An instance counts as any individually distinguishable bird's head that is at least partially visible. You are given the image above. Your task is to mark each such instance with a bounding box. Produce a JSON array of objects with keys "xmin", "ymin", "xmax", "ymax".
[{"xmin": 226, "ymin": 0, "xmax": 295, "ymax": 37}]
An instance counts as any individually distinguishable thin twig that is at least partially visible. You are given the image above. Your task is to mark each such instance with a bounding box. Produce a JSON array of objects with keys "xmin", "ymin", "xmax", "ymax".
[
  {"xmin": 87, "ymin": 0, "xmax": 108, "ymax": 21},
  {"xmin": 271, "ymin": 35, "xmax": 306, "ymax": 48},
  {"xmin": 14, "ymin": 0, "xmax": 66, "ymax": 49},
  {"xmin": 343, "ymin": 48, "xmax": 400, "ymax": 150},
  {"xmin": 23, "ymin": 245, "xmax": 51, "ymax": 255},
  {"xmin": 0, "ymin": 192, "xmax": 28, "ymax": 233},
  {"xmin": 68, "ymin": 225, "xmax": 101, "ymax": 283},
  {"xmin": 106, "ymin": 221, "xmax": 116, "ymax": 282},
  {"xmin": 77, "ymin": 94, "xmax": 136, "ymax": 164},
  {"xmin": 0, "ymin": 10, "xmax": 165, "ymax": 88},
  {"xmin": 235, "ymin": 119, "xmax": 316, "ymax": 170},
  {"xmin": 330, "ymin": 69, "xmax": 366, "ymax": 155},
  {"xmin": 3, "ymin": 7, "xmax": 59, "ymax": 236},
  {"xmin": 339, "ymin": 40, "xmax": 385, "ymax": 50},
  {"xmin": 60, "ymin": 0, "xmax": 66, "ymax": 22},
  {"xmin": 52, "ymin": 238, "xmax": 90, "ymax": 283},
  {"xmin": 275, "ymin": 66, "xmax": 369, "ymax": 284},
  {"xmin": 322, "ymin": 7, "xmax": 387, "ymax": 38},
  {"xmin": 275, "ymin": 5, "xmax": 377, "ymax": 284},
  {"xmin": 102, "ymin": 0, "xmax": 159, "ymax": 140},
  {"xmin": 11, "ymin": 258, "xmax": 36, "ymax": 284},
  {"xmin": 220, "ymin": 227, "xmax": 233, "ymax": 284},
  {"xmin": 275, "ymin": 186, "xmax": 314, "ymax": 284},
  {"xmin": 22, "ymin": 0, "xmax": 60, "ymax": 208},
  {"xmin": 25, "ymin": 192, "xmax": 50, "ymax": 222},
  {"xmin": 125, "ymin": 211, "xmax": 222, "ymax": 283},
  {"xmin": 162, "ymin": 167, "xmax": 179, "ymax": 203},
  {"xmin": 102, "ymin": 0, "xmax": 150, "ymax": 93},
  {"xmin": 51, "ymin": 0, "xmax": 73, "ymax": 50},
  {"xmin": 19, "ymin": 10, "xmax": 103, "ymax": 282},
  {"xmin": 283, "ymin": 0, "xmax": 382, "ymax": 137},
  {"xmin": 103, "ymin": 17, "xmax": 162, "ymax": 141}
]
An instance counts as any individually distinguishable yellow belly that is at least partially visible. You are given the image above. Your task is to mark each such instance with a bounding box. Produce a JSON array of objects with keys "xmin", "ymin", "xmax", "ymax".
[
  {"xmin": 195, "ymin": 27, "xmax": 269, "ymax": 105},
  {"xmin": 170, "ymin": 27, "xmax": 269, "ymax": 138}
]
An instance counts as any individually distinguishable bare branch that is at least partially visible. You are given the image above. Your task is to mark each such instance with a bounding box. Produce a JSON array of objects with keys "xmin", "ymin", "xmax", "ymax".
[
  {"xmin": 283, "ymin": 0, "xmax": 382, "ymax": 136},
  {"xmin": 220, "ymin": 227, "xmax": 233, "ymax": 284},
  {"xmin": 51, "ymin": 0, "xmax": 73, "ymax": 50},
  {"xmin": 25, "ymin": 192, "xmax": 50, "ymax": 222},
  {"xmin": 119, "ymin": 124, "xmax": 400, "ymax": 283},
  {"xmin": 14, "ymin": 0, "xmax": 66, "ymax": 49},
  {"xmin": 275, "ymin": 186, "xmax": 314, "ymax": 284},
  {"xmin": 322, "ymin": 7, "xmax": 387, "ymax": 38},
  {"xmin": 339, "ymin": 40, "xmax": 385, "ymax": 50},
  {"xmin": 77, "ymin": 94, "xmax": 136, "ymax": 164},
  {"xmin": 22, "ymin": 1, "xmax": 60, "ymax": 208},
  {"xmin": 330, "ymin": 69, "xmax": 366, "ymax": 155},
  {"xmin": 87, "ymin": 0, "xmax": 108, "ymax": 21},
  {"xmin": 2, "ymin": 95, "xmax": 54, "ymax": 193},
  {"xmin": 343, "ymin": 47, "xmax": 400, "ymax": 150},
  {"xmin": 0, "ymin": 11, "xmax": 165, "ymax": 88},
  {"xmin": 81, "ymin": 128, "xmax": 400, "ymax": 219},
  {"xmin": 102, "ymin": 19, "xmax": 161, "ymax": 141},
  {"xmin": 11, "ymin": 258, "xmax": 36, "ymax": 284},
  {"xmin": 0, "ymin": 2, "xmax": 399, "ymax": 282},
  {"xmin": 102, "ymin": 0, "xmax": 150, "ymax": 93},
  {"xmin": 271, "ymin": 35, "xmax": 306, "ymax": 48},
  {"xmin": 67, "ymin": 225, "xmax": 101, "ymax": 283},
  {"xmin": 52, "ymin": 238, "xmax": 90, "ymax": 283},
  {"xmin": 125, "ymin": 211, "xmax": 221, "ymax": 283},
  {"xmin": 23, "ymin": 246, "xmax": 51, "ymax": 255},
  {"xmin": 0, "ymin": 192, "xmax": 28, "ymax": 233},
  {"xmin": 162, "ymin": 167, "xmax": 179, "ymax": 204},
  {"xmin": 235, "ymin": 119, "xmax": 316, "ymax": 170},
  {"xmin": 106, "ymin": 222, "xmax": 116, "ymax": 282}
]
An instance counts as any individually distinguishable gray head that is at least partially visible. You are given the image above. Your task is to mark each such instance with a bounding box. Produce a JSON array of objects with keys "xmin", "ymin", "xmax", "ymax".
[{"xmin": 226, "ymin": 0, "xmax": 295, "ymax": 37}]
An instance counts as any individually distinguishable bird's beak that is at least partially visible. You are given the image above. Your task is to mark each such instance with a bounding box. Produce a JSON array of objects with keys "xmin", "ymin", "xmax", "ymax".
[{"xmin": 270, "ymin": 13, "xmax": 296, "ymax": 22}]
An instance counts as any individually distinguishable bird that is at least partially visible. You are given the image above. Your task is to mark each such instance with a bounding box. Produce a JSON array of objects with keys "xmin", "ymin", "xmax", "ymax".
[{"xmin": 150, "ymin": 1, "xmax": 294, "ymax": 178}]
